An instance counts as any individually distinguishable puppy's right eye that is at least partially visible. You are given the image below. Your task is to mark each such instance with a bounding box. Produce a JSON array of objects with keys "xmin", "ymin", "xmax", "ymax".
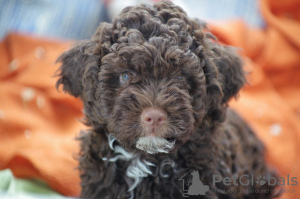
[{"xmin": 120, "ymin": 72, "xmax": 131, "ymax": 84}]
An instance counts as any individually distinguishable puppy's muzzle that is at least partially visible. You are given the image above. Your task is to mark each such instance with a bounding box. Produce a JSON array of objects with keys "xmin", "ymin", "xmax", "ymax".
[{"xmin": 140, "ymin": 107, "xmax": 167, "ymax": 136}]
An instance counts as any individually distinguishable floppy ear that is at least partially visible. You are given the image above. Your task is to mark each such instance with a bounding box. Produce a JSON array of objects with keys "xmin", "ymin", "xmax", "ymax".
[
  {"xmin": 56, "ymin": 40, "xmax": 97, "ymax": 98},
  {"xmin": 210, "ymin": 43, "xmax": 246, "ymax": 103},
  {"xmin": 198, "ymin": 39, "xmax": 246, "ymax": 123}
]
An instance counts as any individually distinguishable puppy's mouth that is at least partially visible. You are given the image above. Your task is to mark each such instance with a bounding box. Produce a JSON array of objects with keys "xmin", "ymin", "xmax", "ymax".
[{"xmin": 135, "ymin": 136, "xmax": 179, "ymax": 154}]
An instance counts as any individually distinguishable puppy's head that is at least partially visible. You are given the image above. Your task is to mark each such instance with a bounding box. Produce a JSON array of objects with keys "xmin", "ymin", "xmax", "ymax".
[{"xmin": 56, "ymin": 1, "xmax": 245, "ymax": 154}]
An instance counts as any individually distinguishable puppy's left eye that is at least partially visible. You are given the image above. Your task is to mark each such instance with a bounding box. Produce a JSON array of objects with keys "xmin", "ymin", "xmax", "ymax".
[
  {"xmin": 177, "ymin": 74, "xmax": 183, "ymax": 80},
  {"xmin": 120, "ymin": 72, "xmax": 131, "ymax": 84}
]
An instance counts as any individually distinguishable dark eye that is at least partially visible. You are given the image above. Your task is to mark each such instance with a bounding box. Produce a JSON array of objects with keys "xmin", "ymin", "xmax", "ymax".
[
  {"xmin": 177, "ymin": 74, "xmax": 183, "ymax": 80},
  {"xmin": 120, "ymin": 72, "xmax": 131, "ymax": 84}
]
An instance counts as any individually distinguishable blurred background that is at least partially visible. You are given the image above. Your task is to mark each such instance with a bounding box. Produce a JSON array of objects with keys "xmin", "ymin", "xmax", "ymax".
[{"xmin": 0, "ymin": 0, "xmax": 264, "ymax": 40}]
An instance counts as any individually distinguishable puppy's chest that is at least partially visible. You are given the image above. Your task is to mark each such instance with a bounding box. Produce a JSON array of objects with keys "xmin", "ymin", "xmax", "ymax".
[
  {"xmin": 118, "ymin": 153, "xmax": 179, "ymax": 182},
  {"xmin": 103, "ymin": 134, "xmax": 182, "ymax": 188},
  {"xmin": 103, "ymin": 134, "xmax": 217, "ymax": 197},
  {"xmin": 106, "ymin": 148, "xmax": 181, "ymax": 191}
]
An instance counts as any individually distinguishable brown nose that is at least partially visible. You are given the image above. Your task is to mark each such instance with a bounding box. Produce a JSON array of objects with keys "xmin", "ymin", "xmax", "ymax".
[{"xmin": 141, "ymin": 107, "xmax": 167, "ymax": 127}]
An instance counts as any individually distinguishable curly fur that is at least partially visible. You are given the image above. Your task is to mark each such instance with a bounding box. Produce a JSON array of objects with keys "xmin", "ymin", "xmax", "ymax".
[{"xmin": 56, "ymin": 1, "xmax": 279, "ymax": 198}]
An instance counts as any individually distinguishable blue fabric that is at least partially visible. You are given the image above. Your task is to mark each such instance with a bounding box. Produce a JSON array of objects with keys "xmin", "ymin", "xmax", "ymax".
[
  {"xmin": 0, "ymin": 0, "xmax": 264, "ymax": 41},
  {"xmin": 0, "ymin": 0, "xmax": 263, "ymax": 40},
  {"xmin": 181, "ymin": 0, "xmax": 264, "ymax": 27},
  {"xmin": 0, "ymin": 0, "xmax": 108, "ymax": 40}
]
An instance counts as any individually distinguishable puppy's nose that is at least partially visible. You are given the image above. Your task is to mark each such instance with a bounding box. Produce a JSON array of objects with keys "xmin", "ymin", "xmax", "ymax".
[{"xmin": 141, "ymin": 108, "xmax": 167, "ymax": 127}]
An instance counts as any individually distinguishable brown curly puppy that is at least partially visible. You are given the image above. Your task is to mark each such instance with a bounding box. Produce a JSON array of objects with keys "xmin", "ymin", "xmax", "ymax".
[{"xmin": 56, "ymin": 1, "xmax": 279, "ymax": 198}]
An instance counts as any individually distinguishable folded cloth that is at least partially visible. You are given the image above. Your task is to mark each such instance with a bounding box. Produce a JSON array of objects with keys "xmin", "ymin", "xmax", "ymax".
[
  {"xmin": 0, "ymin": 34, "xmax": 84, "ymax": 196},
  {"xmin": 0, "ymin": 0, "xmax": 299, "ymax": 198},
  {"xmin": 210, "ymin": 0, "xmax": 300, "ymax": 198},
  {"xmin": 0, "ymin": 169, "xmax": 66, "ymax": 198}
]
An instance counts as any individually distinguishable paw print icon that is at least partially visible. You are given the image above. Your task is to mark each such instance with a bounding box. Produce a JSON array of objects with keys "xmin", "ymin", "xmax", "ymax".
[{"xmin": 256, "ymin": 175, "xmax": 267, "ymax": 186}]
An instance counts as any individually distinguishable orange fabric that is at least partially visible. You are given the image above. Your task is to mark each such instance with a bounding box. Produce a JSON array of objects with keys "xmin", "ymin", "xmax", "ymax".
[
  {"xmin": 0, "ymin": 34, "xmax": 84, "ymax": 196},
  {"xmin": 0, "ymin": 0, "xmax": 299, "ymax": 197},
  {"xmin": 210, "ymin": 0, "xmax": 300, "ymax": 197}
]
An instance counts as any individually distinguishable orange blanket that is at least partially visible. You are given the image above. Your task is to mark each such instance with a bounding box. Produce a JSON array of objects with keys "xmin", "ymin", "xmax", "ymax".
[
  {"xmin": 0, "ymin": 35, "xmax": 84, "ymax": 196},
  {"xmin": 0, "ymin": 0, "xmax": 299, "ymax": 197}
]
